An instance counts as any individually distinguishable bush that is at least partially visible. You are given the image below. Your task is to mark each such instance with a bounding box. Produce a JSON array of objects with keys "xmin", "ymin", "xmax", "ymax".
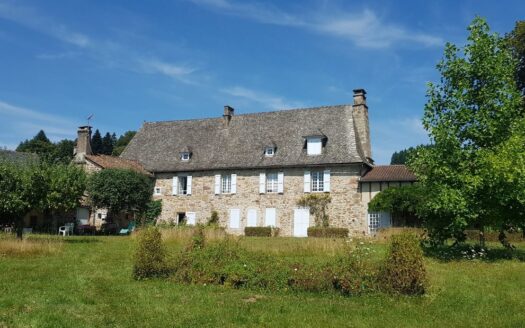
[
  {"xmin": 379, "ymin": 232, "xmax": 427, "ymax": 295},
  {"xmin": 244, "ymin": 227, "xmax": 271, "ymax": 237},
  {"xmin": 207, "ymin": 210, "xmax": 219, "ymax": 226},
  {"xmin": 332, "ymin": 241, "xmax": 378, "ymax": 295},
  {"xmin": 133, "ymin": 227, "xmax": 169, "ymax": 280},
  {"xmin": 307, "ymin": 227, "xmax": 348, "ymax": 238}
]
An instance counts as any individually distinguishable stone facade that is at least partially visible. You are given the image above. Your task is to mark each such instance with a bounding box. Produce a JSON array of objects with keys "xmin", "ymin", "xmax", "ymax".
[{"xmin": 153, "ymin": 164, "xmax": 369, "ymax": 236}]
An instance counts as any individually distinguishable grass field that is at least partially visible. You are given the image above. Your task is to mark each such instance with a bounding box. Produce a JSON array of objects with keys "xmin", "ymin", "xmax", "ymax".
[{"xmin": 0, "ymin": 232, "xmax": 524, "ymax": 327}]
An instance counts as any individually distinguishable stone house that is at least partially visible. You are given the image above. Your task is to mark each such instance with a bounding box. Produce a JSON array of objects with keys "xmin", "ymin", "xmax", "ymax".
[{"xmin": 120, "ymin": 88, "xmax": 416, "ymax": 236}]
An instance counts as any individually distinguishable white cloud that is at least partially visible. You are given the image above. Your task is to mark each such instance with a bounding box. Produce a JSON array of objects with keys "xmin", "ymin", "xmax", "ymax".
[
  {"xmin": 0, "ymin": 100, "xmax": 78, "ymax": 145},
  {"xmin": 139, "ymin": 58, "xmax": 198, "ymax": 84},
  {"xmin": 0, "ymin": 1, "xmax": 91, "ymax": 47},
  {"xmin": 190, "ymin": 0, "xmax": 443, "ymax": 48},
  {"xmin": 222, "ymin": 86, "xmax": 306, "ymax": 110}
]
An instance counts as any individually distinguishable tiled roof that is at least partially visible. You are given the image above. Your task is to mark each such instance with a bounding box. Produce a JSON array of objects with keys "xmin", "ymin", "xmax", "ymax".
[
  {"xmin": 360, "ymin": 165, "xmax": 417, "ymax": 182},
  {"xmin": 121, "ymin": 105, "xmax": 369, "ymax": 173},
  {"xmin": 85, "ymin": 155, "xmax": 150, "ymax": 175}
]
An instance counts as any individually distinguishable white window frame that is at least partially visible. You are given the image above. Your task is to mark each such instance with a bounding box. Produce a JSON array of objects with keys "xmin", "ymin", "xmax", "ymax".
[
  {"xmin": 311, "ymin": 171, "xmax": 324, "ymax": 192},
  {"xmin": 306, "ymin": 137, "xmax": 322, "ymax": 155},
  {"xmin": 266, "ymin": 172, "xmax": 279, "ymax": 193},
  {"xmin": 220, "ymin": 174, "xmax": 236, "ymax": 194},
  {"xmin": 178, "ymin": 176, "xmax": 188, "ymax": 195},
  {"xmin": 368, "ymin": 212, "xmax": 381, "ymax": 234},
  {"xmin": 264, "ymin": 208, "xmax": 277, "ymax": 227},
  {"xmin": 264, "ymin": 147, "xmax": 275, "ymax": 157},
  {"xmin": 180, "ymin": 152, "xmax": 190, "ymax": 161},
  {"xmin": 153, "ymin": 187, "xmax": 162, "ymax": 195}
]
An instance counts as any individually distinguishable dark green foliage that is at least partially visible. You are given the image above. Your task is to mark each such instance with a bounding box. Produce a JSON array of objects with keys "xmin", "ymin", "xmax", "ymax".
[
  {"xmin": 87, "ymin": 168, "xmax": 153, "ymax": 214},
  {"xmin": 207, "ymin": 210, "xmax": 219, "ymax": 226},
  {"xmin": 297, "ymin": 194, "xmax": 332, "ymax": 227},
  {"xmin": 332, "ymin": 242, "xmax": 379, "ymax": 295},
  {"xmin": 101, "ymin": 132, "xmax": 114, "ymax": 155},
  {"xmin": 53, "ymin": 139, "xmax": 75, "ymax": 164},
  {"xmin": 133, "ymin": 227, "xmax": 168, "ymax": 279},
  {"xmin": 245, "ymin": 227, "xmax": 272, "ymax": 237},
  {"xmin": 112, "ymin": 131, "xmax": 136, "ymax": 156},
  {"xmin": 16, "ymin": 130, "xmax": 76, "ymax": 164},
  {"xmin": 379, "ymin": 233, "xmax": 427, "ymax": 295},
  {"xmin": 368, "ymin": 184, "xmax": 425, "ymax": 222},
  {"xmin": 90, "ymin": 129, "xmax": 103, "ymax": 154},
  {"xmin": 507, "ymin": 20, "xmax": 525, "ymax": 95},
  {"xmin": 139, "ymin": 200, "xmax": 162, "ymax": 226},
  {"xmin": 390, "ymin": 147, "xmax": 415, "ymax": 165},
  {"xmin": 307, "ymin": 227, "xmax": 348, "ymax": 238}
]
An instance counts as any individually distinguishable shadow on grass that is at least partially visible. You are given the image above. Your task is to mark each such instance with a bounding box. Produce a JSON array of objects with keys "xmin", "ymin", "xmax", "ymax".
[
  {"xmin": 63, "ymin": 237, "xmax": 101, "ymax": 244},
  {"xmin": 424, "ymin": 244, "xmax": 525, "ymax": 262}
]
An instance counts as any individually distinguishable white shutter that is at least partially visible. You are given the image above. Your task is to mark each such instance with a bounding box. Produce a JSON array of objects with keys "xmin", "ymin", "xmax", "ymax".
[
  {"xmin": 323, "ymin": 169, "xmax": 331, "ymax": 192},
  {"xmin": 187, "ymin": 212, "xmax": 196, "ymax": 225},
  {"xmin": 259, "ymin": 172, "xmax": 266, "ymax": 194},
  {"xmin": 214, "ymin": 175, "xmax": 221, "ymax": 195},
  {"xmin": 172, "ymin": 176, "xmax": 178, "ymax": 195},
  {"xmin": 187, "ymin": 175, "xmax": 192, "ymax": 195},
  {"xmin": 247, "ymin": 209, "xmax": 257, "ymax": 227},
  {"xmin": 265, "ymin": 208, "xmax": 276, "ymax": 227},
  {"xmin": 304, "ymin": 171, "xmax": 311, "ymax": 193},
  {"xmin": 277, "ymin": 172, "xmax": 284, "ymax": 193},
  {"xmin": 231, "ymin": 174, "xmax": 237, "ymax": 194},
  {"xmin": 229, "ymin": 209, "xmax": 240, "ymax": 229}
]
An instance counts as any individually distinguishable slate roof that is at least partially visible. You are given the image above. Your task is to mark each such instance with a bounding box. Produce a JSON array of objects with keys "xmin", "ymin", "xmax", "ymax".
[
  {"xmin": 360, "ymin": 165, "xmax": 417, "ymax": 182},
  {"xmin": 85, "ymin": 154, "xmax": 150, "ymax": 175},
  {"xmin": 121, "ymin": 105, "xmax": 369, "ymax": 172}
]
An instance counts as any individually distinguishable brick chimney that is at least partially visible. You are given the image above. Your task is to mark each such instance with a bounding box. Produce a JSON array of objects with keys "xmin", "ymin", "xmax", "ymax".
[
  {"xmin": 223, "ymin": 105, "xmax": 234, "ymax": 125},
  {"xmin": 73, "ymin": 126, "xmax": 92, "ymax": 162},
  {"xmin": 352, "ymin": 89, "xmax": 372, "ymax": 161}
]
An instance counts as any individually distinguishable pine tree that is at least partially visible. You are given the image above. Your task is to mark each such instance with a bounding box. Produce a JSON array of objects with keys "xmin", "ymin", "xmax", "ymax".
[
  {"xmin": 91, "ymin": 129, "xmax": 103, "ymax": 155},
  {"xmin": 101, "ymin": 132, "xmax": 114, "ymax": 155}
]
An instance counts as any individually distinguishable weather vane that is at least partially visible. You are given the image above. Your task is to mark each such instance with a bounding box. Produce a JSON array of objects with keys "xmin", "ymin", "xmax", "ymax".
[{"xmin": 87, "ymin": 114, "xmax": 94, "ymax": 127}]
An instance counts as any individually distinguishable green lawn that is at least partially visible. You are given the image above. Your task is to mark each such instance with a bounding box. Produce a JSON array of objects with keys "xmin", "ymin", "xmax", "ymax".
[{"xmin": 0, "ymin": 234, "xmax": 524, "ymax": 327}]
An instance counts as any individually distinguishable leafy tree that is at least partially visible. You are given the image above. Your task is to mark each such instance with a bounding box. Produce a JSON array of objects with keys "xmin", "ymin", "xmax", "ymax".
[
  {"xmin": 91, "ymin": 129, "xmax": 103, "ymax": 155},
  {"xmin": 138, "ymin": 200, "xmax": 162, "ymax": 226},
  {"xmin": 43, "ymin": 164, "xmax": 86, "ymax": 217},
  {"xmin": 53, "ymin": 139, "xmax": 76, "ymax": 164},
  {"xmin": 16, "ymin": 130, "xmax": 55, "ymax": 161},
  {"xmin": 507, "ymin": 20, "xmax": 525, "ymax": 95},
  {"xmin": 368, "ymin": 184, "xmax": 425, "ymax": 225},
  {"xmin": 101, "ymin": 132, "xmax": 114, "ymax": 155},
  {"xmin": 297, "ymin": 194, "xmax": 331, "ymax": 227},
  {"xmin": 112, "ymin": 131, "xmax": 136, "ymax": 156},
  {"xmin": 410, "ymin": 17, "xmax": 524, "ymax": 245},
  {"xmin": 87, "ymin": 169, "xmax": 153, "ymax": 219}
]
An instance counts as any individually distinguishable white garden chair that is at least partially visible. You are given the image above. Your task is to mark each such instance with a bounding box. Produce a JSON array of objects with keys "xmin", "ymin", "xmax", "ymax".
[{"xmin": 58, "ymin": 223, "xmax": 74, "ymax": 236}]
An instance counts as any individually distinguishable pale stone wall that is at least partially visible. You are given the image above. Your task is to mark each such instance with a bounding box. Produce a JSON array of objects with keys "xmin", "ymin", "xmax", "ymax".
[{"xmin": 152, "ymin": 165, "xmax": 369, "ymax": 236}]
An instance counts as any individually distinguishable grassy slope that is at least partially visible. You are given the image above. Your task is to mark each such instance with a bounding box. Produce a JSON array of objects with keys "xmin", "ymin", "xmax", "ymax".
[{"xmin": 0, "ymin": 236, "xmax": 524, "ymax": 328}]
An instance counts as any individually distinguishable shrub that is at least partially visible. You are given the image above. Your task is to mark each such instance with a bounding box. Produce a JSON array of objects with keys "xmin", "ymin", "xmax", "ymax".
[
  {"xmin": 307, "ymin": 227, "xmax": 348, "ymax": 238},
  {"xmin": 133, "ymin": 227, "xmax": 169, "ymax": 280},
  {"xmin": 207, "ymin": 210, "xmax": 219, "ymax": 226},
  {"xmin": 245, "ymin": 227, "xmax": 271, "ymax": 237},
  {"xmin": 379, "ymin": 232, "xmax": 427, "ymax": 295},
  {"xmin": 332, "ymin": 241, "xmax": 378, "ymax": 295}
]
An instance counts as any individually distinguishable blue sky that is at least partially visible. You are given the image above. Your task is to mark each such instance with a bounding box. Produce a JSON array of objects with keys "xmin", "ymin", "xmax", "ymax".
[{"xmin": 0, "ymin": 0, "xmax": 523, "ymax": 163}]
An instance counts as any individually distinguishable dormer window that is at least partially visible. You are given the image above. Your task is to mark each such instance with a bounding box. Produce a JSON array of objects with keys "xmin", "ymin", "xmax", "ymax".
[
  {"xmin": 264, "ymin": 147, "xmax": 275, "ymax": 157},
  {"xmin": 180, "ymin": 152, "xmax": 191, "ymax": 161},
  {"xmin": 306, "ymin": 137, "xmax": 322, "ymax": 155}
]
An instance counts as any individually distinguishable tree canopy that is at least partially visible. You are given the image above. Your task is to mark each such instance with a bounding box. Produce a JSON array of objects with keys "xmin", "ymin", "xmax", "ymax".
[
  {"xmin": 87, "ymin": 169, "xmax": 153, "ymax": 216},
  {"xmin": 409, "ymin": 17, "xmax": 524, "ymax": 244}
]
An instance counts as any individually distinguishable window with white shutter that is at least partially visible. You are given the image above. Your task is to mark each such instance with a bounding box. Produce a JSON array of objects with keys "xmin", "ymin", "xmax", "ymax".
[
  {"xmin": 306, "ymin": 137, "xmax": 322, "ymax": 155},
  {"xmin": 265, "ymin": 208, "xmax": 276, "ymax": 227},
  {"xmin": 214, "ymin": 175, "xmax": 221, "ymax": 195},
  {"xmin": 259, "ymin": 172, "xmax": 266, "ymax": 194},
  {"xmin": 172, "ymin": 177, "xmax": 178, "ymax": 195},
  {"xmin": 304, "ymin": 171, "xmax": 311, "ymax": 193},
  {"xmin": 231, "ymin": 174, "xmax": 237, "ymax": 194},
  {"xmin": 277, "ymin": 172, "xmax": 284, "ymax": 193},
  {"xmin": 311, "ymin": 171, "xmax": 324, "ymax": 192},
  {"xmin": 266, "ymin": 173, "xmax": 278, "ymax": 193},
  {"xmin": 323, "ymin": 169, "xmax": 330, "ymax": 192},
  {"xmin": 229, "ymin": 209, "xmax": 240, "ymax": 229},
  {"xmin": 186, "ymin": 175, "xmax": 192, "ymax": 195}
]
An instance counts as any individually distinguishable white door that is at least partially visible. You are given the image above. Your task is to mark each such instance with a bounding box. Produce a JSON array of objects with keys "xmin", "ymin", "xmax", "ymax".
[
  {"xmin": 247, "ymin": 209, "xmax": 257, "ymax": 227},
  {"xmin": 229, "ymin": 209, "xmax": 240, "ymax": 229},
  {"xmin": 293, "ymin": 208, "xmax": 310, "ymax": 237},
  {"xmin": 76, "ymin": 208, "xmax": 89, "ymax": 225},
  {"xmin": 264, "ymin": 208, "xmax": 276, "ymax": 227},
  {"xmin": 187, "ymin": 212, "xmax": 196, "ymax": 226}
]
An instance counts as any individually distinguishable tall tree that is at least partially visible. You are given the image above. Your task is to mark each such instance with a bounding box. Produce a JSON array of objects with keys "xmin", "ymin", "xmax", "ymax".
[
  {"xmin": 91, "ymin": 129, "xmax": 103, "ymax": 155},
  {"xmin": 101, "ymin": 132, "xmax": 114, "ymax": 155},
  {"xmin": 53, "ymin": 139, "xmax": 76, "ymax": 164},
  {"xmin": 112, "ymin": 131, "xmax": 136, "ymax": 156},
  {"xmin": 410, "ymin": 17, "xmax": 524, "ymax": 244},
  {"xmin": 16, "ymin": 130, "xmax": 55, "ymax": 161},
  {"xmin": 507, "ymin": 20, "xmax": 525, "ymax": 95}
]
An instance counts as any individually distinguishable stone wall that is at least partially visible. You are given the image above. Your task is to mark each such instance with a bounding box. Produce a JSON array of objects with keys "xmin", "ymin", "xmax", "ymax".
[{"xmin": 153, "ymin": 164, "xmax": 369, "ymax": 236}]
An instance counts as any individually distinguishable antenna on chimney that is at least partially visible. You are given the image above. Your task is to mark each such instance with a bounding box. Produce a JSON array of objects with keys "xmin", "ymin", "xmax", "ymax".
[{"xmin": 87, "ymin": 114, "xmax": 94, "ymax": 127}]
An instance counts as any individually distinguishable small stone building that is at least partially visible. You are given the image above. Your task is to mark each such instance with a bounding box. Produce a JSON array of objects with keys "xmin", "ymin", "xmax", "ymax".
[{"xmin": 120, "ymin": 89, "xmax": 415, "ymax": 236}]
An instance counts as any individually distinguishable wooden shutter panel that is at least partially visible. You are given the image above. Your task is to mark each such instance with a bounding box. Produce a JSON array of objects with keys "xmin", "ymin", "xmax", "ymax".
[
  {"xmin": 259, "ymin": 172, "xmax": 266, "ymax": 194},
  {"xmin": 231, "ymin": 174, "xmax": 237, "ymax": 194},
  {"xmin": 323, "ymin": 169, "xmax": 331, "ymax": 192},
  {"xmin": 277, "ymin": 172, "xmax": 284, "ymax": 193},
  {"xmin": 187, "ymin": 175, "xmax": 192, "ymax": 195},
  {"xmin": 172, "ymin": 176, "xmax": 178, "ymax": 195},
  {"xmin": 304, "ymin": 171, "xmax": 311, "ymax": 193},
  {"xmin": 214, "ymin": 175, "xmax": 221, "ymax": 195}
]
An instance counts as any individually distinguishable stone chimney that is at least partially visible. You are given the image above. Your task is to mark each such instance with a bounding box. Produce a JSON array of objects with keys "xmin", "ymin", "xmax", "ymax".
[
  {"xmin": 352, "ymin": 89, "xmax": 372, "ymax": 161},
  {"xmin": 73, "ymin": 126, "xmax": 93, "ymax": 162},
  {"xmin": 223, "ymin": 105, "xmax": 234, "ymax": 125}
]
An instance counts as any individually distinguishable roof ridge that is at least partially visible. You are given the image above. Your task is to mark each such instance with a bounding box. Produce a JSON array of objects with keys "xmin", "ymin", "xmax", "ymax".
[{"xmin": 144, "ymin": 104, "xmax": 353, "ymax": 125}]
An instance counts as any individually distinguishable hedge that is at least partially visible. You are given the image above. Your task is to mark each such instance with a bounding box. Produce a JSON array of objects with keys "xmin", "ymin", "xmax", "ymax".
[
  {"xmin": 307, "ymin": 227, "xmax": 349, "ymax": 238},
  {"xmin": 244, "ymin": 227, "xmax": 280, "ymax": 237}
]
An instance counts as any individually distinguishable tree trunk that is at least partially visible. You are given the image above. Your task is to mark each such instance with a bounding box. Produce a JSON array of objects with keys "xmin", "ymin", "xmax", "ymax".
[
  {"xmin": 15, "ymin": 218, "xmax": 23, "ymax": 240},
  {"xmin": 479, "ymin": 226, "xmax": 485, "ymax": 248}
]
